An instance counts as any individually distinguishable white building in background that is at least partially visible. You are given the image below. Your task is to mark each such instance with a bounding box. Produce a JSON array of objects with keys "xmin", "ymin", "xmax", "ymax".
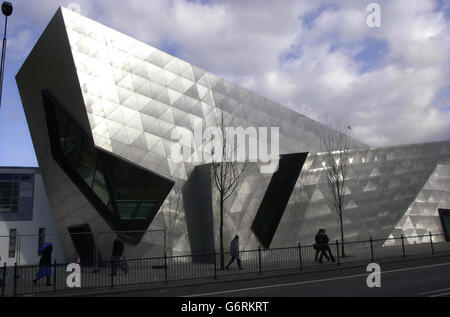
[{"xmin": 0, "ymin": 167, "xmax": 65, "ymax": 266}]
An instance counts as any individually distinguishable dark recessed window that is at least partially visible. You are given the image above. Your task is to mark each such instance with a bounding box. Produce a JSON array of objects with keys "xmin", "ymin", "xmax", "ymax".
[
  {"xmin": 21, "ymin": 175, "xmax": 32, "ymax": 181},
  {"xmin": 0, "ymin": 173, "xmax": 34, "ymax": 213},
  {"xmin": 9, "ymin": 229, "xmax": 16, "ymax": 258},
  {"xmin": 0, "ymin": 174, "xmax": 12, "ymax": 180},
  {"xmin": 438, "ymin": 209, "xmax": 450, "ymax": 241},
  {"xmin": 68, "ymin": 224, "xmax": 99, "ymax": 265},
  {"xmin": 42, "ymin": 89, "xmax": 174, "ymax": 244},
  {"xmin": 102, "ymin": 154, "xmax": 166, "ymax": 221},
  {"xmin": 251, "ymin": 153, "xmax": 308, "ymax": 249}
]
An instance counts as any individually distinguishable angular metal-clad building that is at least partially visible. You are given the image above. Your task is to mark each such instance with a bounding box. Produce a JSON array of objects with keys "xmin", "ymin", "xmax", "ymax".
[{"xmin": 16, "ymin": 7, "xmax": 450, "ymax": 261}]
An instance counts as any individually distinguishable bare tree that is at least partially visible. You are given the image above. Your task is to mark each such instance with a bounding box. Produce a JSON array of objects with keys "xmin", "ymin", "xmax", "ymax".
[
  {"xmin": 317, "ymin": 118, "xmax": 351, "ymax": 257},
  {"xmin": 210, "ymin": 110, "xmax": 246, "ymax": 269}
]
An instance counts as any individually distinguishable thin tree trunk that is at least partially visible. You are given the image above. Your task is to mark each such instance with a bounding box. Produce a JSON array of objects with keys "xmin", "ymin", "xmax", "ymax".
[
  {"xmin": 340, "ymin": 212, "xmax": 345, "ymax": 257},
  {"xmin": 219, "ymin": 161, "xmax": 225, "ymax": 269},
  {"xmin": 220, "ymin": 192, "xmax": 224, "ymax": 269}
]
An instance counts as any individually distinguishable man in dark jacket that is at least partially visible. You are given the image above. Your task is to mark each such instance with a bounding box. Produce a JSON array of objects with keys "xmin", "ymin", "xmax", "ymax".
[
  {"xmin": 317, "ymin": 229, "xmax": 336, "ymax": 263},
  {"xmin": 314, "ymin": 229, "xmax": 326, "ymax": 263},
  {"xmin": 111, "ymin": 235, "xmax": 127, "ymax": 276},
  {"xmin": 226, "ymin": 235, "xmax": 243, "ymax": 270},
  {"xmin": 33, "ymin": 241, "xmax": 53, "ymax": 286}
]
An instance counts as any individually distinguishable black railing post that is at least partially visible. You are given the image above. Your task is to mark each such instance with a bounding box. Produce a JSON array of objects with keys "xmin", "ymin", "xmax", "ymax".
[
  {"xmin": 53, "ymin": 260, "xmax": 57, "ymax": 294},
  {"xmin": 1, "ymin": 262, "xmax": 6, "ymax": 297},
  {"xmin": 164, "ymin": 252, "xmax": 168, "ymax": 284},
  {"xmin": 213, "ymin": 250, "xmax": 217, "ymax": 280},
  {"xmin": 298, "ymin": 243, "xmax": 303, "ymax": 271},
  {"xmin": 370, "ymin": 236, "xmax": 374, "ymax": 262},
  {"xmin": 401, "ymin": 234, "xmax": 406, "ymax": 258},
  {"xmin": 110, "ymin": 257, "xmax": 114, "ymax": 289},
  {"xmin": 13, "ymin": 262, "xmax": 17, "ymax": 297},
  {"xmin": 336, "ymin": 241, "xmax": 340, "ymax": 266},
  {"xmin": 430, "ymin": 232, "xmax": 434, "ymax": 255},
  {"xmin": 258, "ymin": 246, "xmax": 262, "ymax": 274}
]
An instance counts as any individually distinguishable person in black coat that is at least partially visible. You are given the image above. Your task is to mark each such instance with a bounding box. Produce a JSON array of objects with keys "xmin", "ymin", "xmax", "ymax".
[
  {"xmin": 226, "ymin": 235, "xmax": 243, "ymax": 270},
  {"xmin": 317, "ymin": 229, "xmax": 336, "ymax": 263},
  {"xmin": 111, "ymin": 235, "xmax": 127, "ymax": 276},
  {"xmin": 33, "ymin": 241, "xmax": 53, "ymax": 286},
  {"xmin": 313, "ymin": 229, "xmax": 325, "ymax": 263}
]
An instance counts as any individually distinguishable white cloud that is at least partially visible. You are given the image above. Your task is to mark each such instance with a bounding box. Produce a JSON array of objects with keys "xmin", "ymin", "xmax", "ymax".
[
  {"xmin": 311, "ymin": 7, "xmax": 370, "ymax": 42},
  {"xmin": 8, "ymin": 30, "xmax": 33, "ymax": 61}
]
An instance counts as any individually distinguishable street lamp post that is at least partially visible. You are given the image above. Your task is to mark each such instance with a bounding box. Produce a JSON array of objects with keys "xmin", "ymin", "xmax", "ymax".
[{"xmin": 0, "ymin": 1, "xmax": 12, "ymax": 112}]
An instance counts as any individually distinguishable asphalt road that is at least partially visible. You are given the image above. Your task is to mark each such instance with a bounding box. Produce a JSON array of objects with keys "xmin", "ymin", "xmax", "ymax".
[{"xmin": 100, "ymin": 255, "xmax": 450, "ymax": 297}]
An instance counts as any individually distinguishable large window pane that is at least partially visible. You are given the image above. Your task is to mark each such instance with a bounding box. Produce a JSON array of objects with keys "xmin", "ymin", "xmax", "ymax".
[
  {"xmin": 63, "ymin": 124, "xmax": 83, "ymax": 169},
  {"xmin": 101, "ymin": 154, "xmax": 172, "ymax": 221},
  {"xmin": 19, "ymin": 182, "xmax": 33, "ymax": 197},
  {"xmin": 42, "ymin": 89, "xmax": 174, "ymax": 243},
  {"xmin": 78, "ymin": 141, "xmax": 98, "ymax": 188},
  {"xmin": 0, "ymin": 174, "xmax": 12, "ymax": 180},
  {"xmin": 116, "ymin": 200, "xmax": 140, "ymax": 219},
  {"xmin": 0, "ymin": 196, "xmax": 10, "ymax": 205},
  {"xmin": 54, "ymin": 104, "xmax": 69, "ymax": 151},
  {"xmin": 92, "ymin": 159, "xmax": 110, "ymax": 206},
  {"xmin": 135, "ymin": 201, "xmax": 157, "ymax": 219},
  {"xmin": 0, "ymin": 182, "xmax": 12, "ymax": 212},
  {"xmin": 21, "ymin": 174, "xmax": 32, "ymax": 181},
  {"xmin": 0, "ymin": 175, "xmax": 30, "ymax": 213},
  {"xmin": 102, "ymin": 155, "xmax": 150, "ymax": 220},
  {"xmin": 141, "ymin": 175, "xmax": 171, "ymax": 200},
  {"xmin": 8, "ymin": 229, "xmax": 16, "ymax": 258}
]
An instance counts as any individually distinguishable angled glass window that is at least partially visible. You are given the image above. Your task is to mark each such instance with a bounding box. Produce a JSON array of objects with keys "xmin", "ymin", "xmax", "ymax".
[
  {"xmin": 78, "ymin": 140, "xmax": 97, "ymax": 187},
  {"xmin": 42, "ymin": 90, "xmax": 174, "ymax": 244},
  {"xmin": 102, "ymin": 154, "xmax": 168, "ymax": 221},
  {"xmin": 251, "ymin": 153, "xmax": 308, "ymax": 249},
  {"xmin": 92, "ymin": 159, "xmax": 110, "ymax": 207}
]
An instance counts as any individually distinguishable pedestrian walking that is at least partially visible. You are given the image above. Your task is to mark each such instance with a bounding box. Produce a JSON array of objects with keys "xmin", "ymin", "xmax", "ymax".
[
  {"xmin": 33, "ymin": 241, "xmax": 53, "ymax": 286},
  {"xmin": 226, "ymin": 235, "xmax": 243, "ymax": 270},
  {"xmin": 111, "ymin": 235, "xmax": 127, "ymax": 276},
  {"xmin": 313, "ymin": 229, "xmax": 323, "ymax": 263},
  {"xmin": 317, "ymin": 229, "xmax": 336, "ymax": 263}
]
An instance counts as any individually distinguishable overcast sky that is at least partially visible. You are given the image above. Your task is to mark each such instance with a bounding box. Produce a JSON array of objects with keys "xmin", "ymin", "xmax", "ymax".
[{"xmin": 0, "ymin": 0, "xmax": 449, "ymax": 167}]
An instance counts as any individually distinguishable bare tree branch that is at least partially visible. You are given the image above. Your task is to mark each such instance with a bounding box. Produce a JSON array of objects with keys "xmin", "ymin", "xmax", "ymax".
[
  {"xmin": 316, "ymin": 116, "xmax": 351, "ymax": 257},
  {"xmin": 210, "ymin": 109, "xmax": 247, "ymax": 268}
]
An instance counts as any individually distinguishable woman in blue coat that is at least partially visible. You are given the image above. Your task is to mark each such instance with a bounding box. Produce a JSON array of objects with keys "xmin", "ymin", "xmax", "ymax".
[{"xmin": 33, "ymin": 241, "xmax": 53, "ymax": 286}]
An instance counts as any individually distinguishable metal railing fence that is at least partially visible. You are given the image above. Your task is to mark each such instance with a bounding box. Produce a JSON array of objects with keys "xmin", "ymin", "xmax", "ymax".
[
  {"xmin": 12, "ymin": 229, "xmax": 167, "ymax": 267},
  {"xmin": 1, "ymin": 232, "xmax": 449, "ymax": 296}
]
